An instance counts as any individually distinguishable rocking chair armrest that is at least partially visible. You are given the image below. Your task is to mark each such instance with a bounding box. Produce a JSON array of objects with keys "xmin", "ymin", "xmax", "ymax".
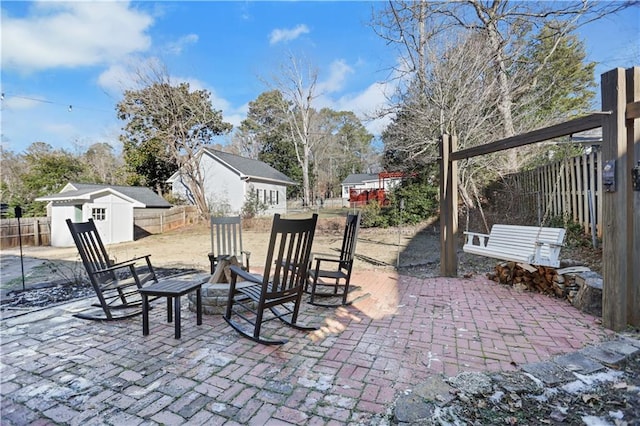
[
  {"xmin": 109, "ymin": 255, "xmax": 153, "ymax": 269},
  {"xmin": 241, "ymin": 250, "xmax": 251, "ymax": 269},
  {"xmin": 241, "ymin": 250, "xmax": 251, "ymax": 257},
  {"xmin": 94, "ymin": 261, "xmax": 141, "ymax": 274},
  {"xmin": 229, "ymin": 264, "xmax": 262, "ymax": 284},
  {"xmin": 313, "ymin": 256, "xmax": 342, "ymax": 265},
  {"xmin": 311, "ymin": 252, "xmax": 341, "ymax": 261}
]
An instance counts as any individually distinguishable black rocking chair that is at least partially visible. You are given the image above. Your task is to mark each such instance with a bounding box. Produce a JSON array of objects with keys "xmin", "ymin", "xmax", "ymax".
[
  {"xmin": 223, "ymin": 213, "xmax": 318, "ymax": 345},
  {"xmin": 307, "ymin": 211, "xmax": 361, "ymax": 306},
  {"xmin": 66, "ymin": 218, "xmax": 158, "ymax": 320}
]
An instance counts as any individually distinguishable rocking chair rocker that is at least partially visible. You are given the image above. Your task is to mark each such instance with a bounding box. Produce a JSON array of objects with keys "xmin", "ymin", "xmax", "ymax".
[
  {"xmin": 223, "ymin": 214, "xmax": 318, "ymax": 345},
  {"xmin": 66, "ymin": 218, "xmax": 158, "ymax": 320}
]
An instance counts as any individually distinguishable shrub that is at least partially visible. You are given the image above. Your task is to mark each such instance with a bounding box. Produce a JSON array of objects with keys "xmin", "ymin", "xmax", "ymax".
[
  {"xmin": 241, "ymin": 187, "xmax": 268, "ymax": 219},
  {"xmin": 388, "ymin": 181, "xmax": 438, "ymax": 226},
  {"xmin": 359, "ymin": 177, "xmax": 439, "ymax": 228},
  {"xmin": 360, "ymin": 202, "xmax": 390, "ymax": 228}
]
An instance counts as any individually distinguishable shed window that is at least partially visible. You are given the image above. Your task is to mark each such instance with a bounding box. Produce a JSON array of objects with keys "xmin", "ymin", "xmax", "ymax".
[{"xmin": 92, "ymin": 208, "xmax": 106, "ymax": 221}]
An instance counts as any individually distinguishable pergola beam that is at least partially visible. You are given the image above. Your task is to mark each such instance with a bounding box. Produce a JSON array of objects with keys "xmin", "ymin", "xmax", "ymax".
[{"xmin": 451, "ymin": 113, "xmax": 609, "ymax": 161}]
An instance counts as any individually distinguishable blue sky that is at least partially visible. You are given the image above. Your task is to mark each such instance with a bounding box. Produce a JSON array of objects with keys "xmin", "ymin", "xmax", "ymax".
[{"xmin": 1, "ymin": 1, "xmax": 638, "ymax": 155}]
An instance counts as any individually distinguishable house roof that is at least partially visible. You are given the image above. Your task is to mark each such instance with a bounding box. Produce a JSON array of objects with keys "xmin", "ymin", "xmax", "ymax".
[
  {"xmin": 35, "ymin": 182, "xmax": 172, "ymax": 208},
  {"xmin": 341, "ymin": 173, "xmax": 379, "ymax": 185},
  {"xmin": 204, "ymin": 148, "xmax": 296, "ymax": 185}
]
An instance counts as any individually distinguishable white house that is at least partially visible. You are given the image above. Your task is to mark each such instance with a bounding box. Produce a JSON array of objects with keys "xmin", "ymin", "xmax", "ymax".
[
  {"xmin": 36, "ymin": 182, "xmax": 171, "ymax": 247},
  {"xmin": 167, "ymin": 148, "xmax": 296, "ymax": 215}
]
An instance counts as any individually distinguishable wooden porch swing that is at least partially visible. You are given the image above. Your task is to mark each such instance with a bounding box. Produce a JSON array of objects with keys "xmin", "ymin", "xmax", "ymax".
[{"xmin": 462, "ymin": 164, "xmax": 567, "ymax": 268}]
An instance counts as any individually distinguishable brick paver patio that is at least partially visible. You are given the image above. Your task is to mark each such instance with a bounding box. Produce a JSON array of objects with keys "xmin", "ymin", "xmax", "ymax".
[{"xmin": 0, "ymin": 270, "xmax": 612, "ymax": 425}]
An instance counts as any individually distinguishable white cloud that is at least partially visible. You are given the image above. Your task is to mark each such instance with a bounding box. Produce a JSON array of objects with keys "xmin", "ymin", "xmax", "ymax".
[
  {"xmin": 346, "ymin": 81, "xmax": 396, "ymax": 136},
  {"xmin": 1, "ymin": 95, "xmax": 42, "ymax": 110},
  {"xmin": 1, "ymin": 1, "xmax": 153, "ymax": 72},
  {"xmin": 317, "ymin": 59, "xmax": 354, "ymax": 94},
  {"xmin": 269, "ymin": 24, "xmax": 310, "ymax": 45},
  {"xmin": 97, "ymin": 64, "xmax": 135, "ymax": 96},
  {"xmin": 166, "ymin": 34, "xmax": 198, "ymax": 55},
  {"xmin": 316, "ymin": 79, "xmax": 396, "ymax": 137}
]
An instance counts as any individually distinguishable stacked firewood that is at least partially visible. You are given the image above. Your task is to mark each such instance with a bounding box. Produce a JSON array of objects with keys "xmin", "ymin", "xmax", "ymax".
[{"xmin": 487, "ymin": 262, "xmax": 585, "ymax": 299}]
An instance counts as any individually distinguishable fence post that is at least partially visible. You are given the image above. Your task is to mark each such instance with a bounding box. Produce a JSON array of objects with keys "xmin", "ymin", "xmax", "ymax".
[{"xmin": 34, "ymin": 219, "xmax": 40, "ymax": 246}]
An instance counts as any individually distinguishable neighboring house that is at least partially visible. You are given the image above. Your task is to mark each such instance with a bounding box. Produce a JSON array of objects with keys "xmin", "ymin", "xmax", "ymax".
[
  {"xmin": 340, "ymin": 173, "xmax": 403, "ymax": 202},
  {"xmin": 36, "ymin": 182, "xmax": 171, "ymax": 247},
  {"xmin": 167, "ymin": 148, "xmax": 296, "ymax": 216}
]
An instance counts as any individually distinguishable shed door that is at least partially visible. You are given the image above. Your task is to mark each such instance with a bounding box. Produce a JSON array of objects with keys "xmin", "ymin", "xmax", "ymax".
[{"xmin": 91, "ymin": 205, "xmax": 111, "ymax": 243}]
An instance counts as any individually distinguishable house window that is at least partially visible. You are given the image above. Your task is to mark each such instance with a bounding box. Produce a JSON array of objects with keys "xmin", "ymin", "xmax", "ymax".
[
  {"xmin": 269, "ymin": 190, "xmax": 278, "ymax": 205},
  {"xmin": 92, "ymin": 208, "xmax": 106, "ymax": 221}
]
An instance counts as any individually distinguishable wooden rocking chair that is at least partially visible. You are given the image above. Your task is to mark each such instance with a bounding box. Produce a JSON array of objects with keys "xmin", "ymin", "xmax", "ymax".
[
  {"xmin": 66, "ymin": 218, "xmax": 158, "ymax": 320},
  {"xmin": 307, "ymin": 211, "xmax": 361, "ymax": 306},
  {"xmin": 208, "ymin": 215, "xmax": 250, "ymax": 274},
  {"xmin": 223, "ymin": 214, "xmax": 318, "ymax": 345}
]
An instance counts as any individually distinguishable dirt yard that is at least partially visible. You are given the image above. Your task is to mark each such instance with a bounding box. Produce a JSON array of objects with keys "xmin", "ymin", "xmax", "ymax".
[
  {"xmin": 0, "ymin": 213, "xmax": 597, "ymax": 300},
  {"xmin": 1, "ymin": 216, "xmax": 441, "ymax": 290}
]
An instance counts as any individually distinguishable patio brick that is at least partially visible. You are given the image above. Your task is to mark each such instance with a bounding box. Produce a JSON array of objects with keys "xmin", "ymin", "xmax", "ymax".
[
  {"xmin": 0, "ymin": 270, "xmax": 614, "ymax": 424},
  {"xmin": 150, "ymin": 410, "xmax": 185, "ymax": 426}
]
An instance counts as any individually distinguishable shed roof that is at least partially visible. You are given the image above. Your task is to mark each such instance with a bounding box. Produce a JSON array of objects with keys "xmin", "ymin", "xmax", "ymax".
[{"xmin": 35, "ymin": 183, "xmax": 172, "ymax": 208}]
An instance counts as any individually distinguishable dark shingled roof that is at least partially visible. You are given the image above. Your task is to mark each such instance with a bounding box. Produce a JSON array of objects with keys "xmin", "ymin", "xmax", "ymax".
[
  {"xmin": 341, "ymin": 173, "xmax": 379, "ymax": 185},
  {"xmin": 37, "ymin": 183, "xmax": 172, "ymax": 208},
  {"xmin": 204, "ymin": 148, "xmax": 296, "ymax": 185}
]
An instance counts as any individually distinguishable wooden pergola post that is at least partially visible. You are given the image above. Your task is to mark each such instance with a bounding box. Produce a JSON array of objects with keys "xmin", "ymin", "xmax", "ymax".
[
  {"xmin": 440, "ymin": 134, "xmax": 458, "ymax": 277},
  {"xmin": 627, "ymin": 67, "xmax": 640, "ymax": 328},
  {"xmin": 601, "ymin": 67, "xmax": 639, "ymax": 330}
]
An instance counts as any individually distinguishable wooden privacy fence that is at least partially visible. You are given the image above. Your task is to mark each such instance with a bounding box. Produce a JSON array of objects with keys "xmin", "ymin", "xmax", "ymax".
[
  {"xmin": 133, "ymin": 205, "xmax": 199, "ymax": 236},
  {"xmin": 0, "ymin": 217, "xmax": 51, "ymax": 249},
  {"xmin": 498, "ymin": 150, "xmax": 603, "ymax": 237},
  {"xmin": 0, "ymin": 205, "xmax": 200, "ymax": 249}
]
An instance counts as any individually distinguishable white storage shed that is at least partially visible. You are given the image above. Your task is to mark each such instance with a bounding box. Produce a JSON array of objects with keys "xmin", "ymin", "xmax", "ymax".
[{"xmin": 36, "ymin": 182, "xmax": 171, "ymax": 247}]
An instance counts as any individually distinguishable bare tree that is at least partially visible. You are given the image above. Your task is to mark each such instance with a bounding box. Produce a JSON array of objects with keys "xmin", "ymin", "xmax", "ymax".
[
  {"xmin": 267, "ymin": 53, "xmax": 321, "ymax": 207},
  {"xmin": 374, "ymin": 0, "xmax": 632, "ymax": 171}
]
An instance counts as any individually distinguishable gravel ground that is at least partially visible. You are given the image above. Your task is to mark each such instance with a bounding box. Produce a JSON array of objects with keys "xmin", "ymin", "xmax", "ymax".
[{"xmin": 416, "ymin": 341, "xmax": 640, "ymax": 426}]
